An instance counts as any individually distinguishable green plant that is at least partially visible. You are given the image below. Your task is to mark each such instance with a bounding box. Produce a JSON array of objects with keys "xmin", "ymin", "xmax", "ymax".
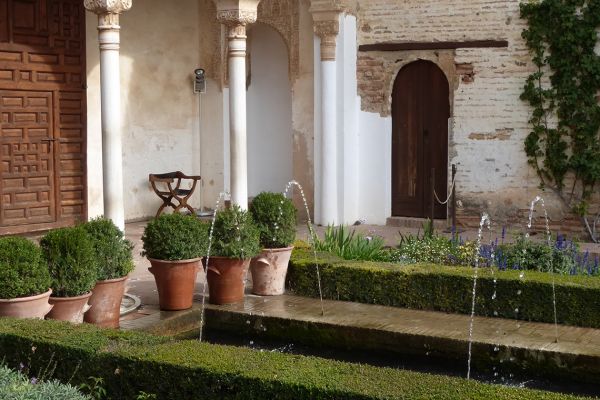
[
  {"xmin": 0, "ymin": 365, "xmax": 90, "ymax": 400},
  {"xmin": 82, "ymin": 217, "xmax": 134, "ymax": 280},
  {"xmin": 78, "ymin": 376, "xmax": 106, "ymax": 400},
  {"xmin": 249, "ymin": 192, "xmax": 297, "ymax": 248},
  {"xmin": 141, "ymin": 214, "xmax": 209, "ymax": 261},
  {"xmin": 520, "ymin": 0, "xmax": 600, "ymax": 242},
  {"xmin": 40, "ymin": 227, "xmax": 98, "ymax": 298},
  {"xmin": 136, "ymin": 392, "xmax": 157, "ymax": 400},
  {"xmin": 313, "ymin": 225, "xmax": 387, "ymax": 261},
  {"xmin": 0, "ymin": 319, "xmax": 592, "ymax": 399},
  {"xmin": 0, "ymin": 237, "xmax": 51, "ymax": 299},
  {"xmin": 498, "ymin": 235, "xmax": 579, "ymax": 274},
  {"xmin": 211, "ymin": 205, "xmax": 260, "ymax": 259},
  {"xmin": 288, "ymin": 248, "xmax": 600, "ymax": 329},
  {"xmin": 393, "ymin": 234, "xmax": 456, "ymax": 264}
]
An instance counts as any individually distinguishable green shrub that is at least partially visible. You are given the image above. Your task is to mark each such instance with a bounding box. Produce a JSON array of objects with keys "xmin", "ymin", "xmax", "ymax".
[
  {"xmin": 249, "ymin": 192, "xmax": 297, "ymax": 248},
  {"xmin": 287, "ymin": 248, "xmax": 600, "ymax": 329},
  {"xmin": 40, "ymin": 227, "xmax": 98, "ymax": 297},
  {"xmin": 0, "ymin": 237, "xmax": 50, "ymax": 299},
  {"xmin": 82, "ymin": 217, "xmax": 134, "ymax": 280},
  {"xmin": 391, "ymin": 233, "xmax": 456, "ymax": 264},
  {"xmin": 0, "ymin": 365, "xmax": 90, "ymax": 400},
  {"xmin": 0, "ymin": 318, "xmax": 590, "ymax": 400},
  {"xmin": 313, "ymin": 225, "xmax": 388, "ymax": 261},
  {"xmin": 141, "ymin": 214, "xmax": 209, "ymax": 261},
  {"xmin": 497, "ymin": 235, "xmax": 579, "ymax": 274},
  {"xmin": 211, "ymin": 205, "xmax": 260, "ymax": 259}
]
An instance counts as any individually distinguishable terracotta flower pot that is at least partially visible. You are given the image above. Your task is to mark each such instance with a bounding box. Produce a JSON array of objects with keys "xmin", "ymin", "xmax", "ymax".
[
  {"xmin": 148, "ymin": 258, "xmax": 201, "ymax": 311},
  {"xmin": 0, "ymin": 289, "xmax": 53, "ymax": 319},
  {"xmin": 206, "ymin": 257, "xmax": 250, "ymax": 305},
  {"xmin": 47, "ymin": 292, "xmax": 92, "ymax": 323},
  {"xmin": 84, "ymin": 276, "xmax": 128, "ymax": 328},
  {"xmin": 250, "ymin": 246, "xmax": 294, "ymax": 296}
]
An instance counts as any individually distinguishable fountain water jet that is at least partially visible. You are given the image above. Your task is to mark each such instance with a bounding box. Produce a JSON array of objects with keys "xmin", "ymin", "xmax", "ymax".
[
  {"xmin": 198, "ymin": 191, "xmax": 231, "ymax": 342},
  {"xmin": 467, "ymin": 212, "xmax": 492, "ymax": 380},
  {"xmin": 527, "ymin": 196, "xmax": 559, "ymax": 343},
  {"xmin": 284, "ymin": 180, "xmax": 325, "ymax": 316}
]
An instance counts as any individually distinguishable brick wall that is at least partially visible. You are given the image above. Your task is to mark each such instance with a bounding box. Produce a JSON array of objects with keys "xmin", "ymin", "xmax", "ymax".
[{"xmin": 354, "ymin": 0, "xmax": 595, "ymax": 234}]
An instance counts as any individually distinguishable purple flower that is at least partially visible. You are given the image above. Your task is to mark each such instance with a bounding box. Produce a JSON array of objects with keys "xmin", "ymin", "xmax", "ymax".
[
  {"xmin": 18, "ymin": 363, "xmax": 24, "ymax": 372},
  {"xmin": 30, "ymin": 377, "xmax": 38, "ymax": 385}
]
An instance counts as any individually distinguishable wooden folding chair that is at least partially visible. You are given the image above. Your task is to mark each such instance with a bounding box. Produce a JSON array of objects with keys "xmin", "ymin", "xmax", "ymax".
[{"xmin": 149, "ymin": 171, "xmax": 201, "ymax": 218}]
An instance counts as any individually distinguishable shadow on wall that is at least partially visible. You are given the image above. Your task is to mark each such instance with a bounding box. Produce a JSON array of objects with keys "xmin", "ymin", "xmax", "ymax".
[
  {"xmin": 86, "ymin": 0, "xmax": 207, "ymax": 221},
  {"xmin": 247, "ymin": 23, "xmax": 293, "ymax": 197}
]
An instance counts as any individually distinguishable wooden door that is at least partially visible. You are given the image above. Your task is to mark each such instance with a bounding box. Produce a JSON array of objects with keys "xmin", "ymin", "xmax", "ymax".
[
  {"xmin": 392, "ymin": 60, "xmax": 449, "ymax": 219},
  {"xmin": 0, "ymin": 0, "xmax": 86, "ymax": 235}
]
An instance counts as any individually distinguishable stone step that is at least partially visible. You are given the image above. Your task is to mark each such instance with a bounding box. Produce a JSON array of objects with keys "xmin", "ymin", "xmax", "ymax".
[
  {"xmin": 121, "ymin": 294, "xmax": 600, "ymax": 384},
  {"xmin": 386, "ymin": 216, "xmax": 448, "ymax": 230}
]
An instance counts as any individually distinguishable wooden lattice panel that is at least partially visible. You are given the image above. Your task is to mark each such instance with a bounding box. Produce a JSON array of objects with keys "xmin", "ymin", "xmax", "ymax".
[{"xmin": 0, "ymin": 0, "xmax": 85, "ymax": 234}]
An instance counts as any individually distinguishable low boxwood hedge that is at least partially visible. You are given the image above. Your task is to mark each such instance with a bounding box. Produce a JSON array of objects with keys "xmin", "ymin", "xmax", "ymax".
[
  {"xmin": 286, "ymin": 248, "xmax": 600, "ymax": 328},
  {"xmin": 0, "ymin": 318, "xmax": 589, "ymax": 400}
]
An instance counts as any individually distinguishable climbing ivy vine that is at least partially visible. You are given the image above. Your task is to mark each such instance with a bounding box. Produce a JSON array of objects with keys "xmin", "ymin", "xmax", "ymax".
[{"xmin": 520, "ymin": 0, "xmax": 600, "ymax": 242}]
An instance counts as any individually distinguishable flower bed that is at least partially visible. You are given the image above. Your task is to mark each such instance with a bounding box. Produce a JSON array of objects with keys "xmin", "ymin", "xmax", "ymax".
[
  {"xmin": 286, "ymin": 248, "xmax": 600, "ymax": 328},
  {"xmin": 0, "ymin": 318, "xmax": 590, "ymax": 400},
  {"xmin": 0, "ymin": 364, "xmax": 89, "ymax": 400}
]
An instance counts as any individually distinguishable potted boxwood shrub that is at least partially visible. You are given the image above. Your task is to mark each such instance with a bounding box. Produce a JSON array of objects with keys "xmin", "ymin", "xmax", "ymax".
[
  {"xmin": 249, "ymin": 192, "xmax": 297, "ymax": 295},
  {"xmin": 142, "ymin": 213, "xmax": 209, "ymax": 311},
  {"xmin": 41, "ymin": 227, "xmax": 98, "ymax": 323},
  {"xmin": 82, "ymin": 217, "xmax": 134, "ymax": 328},
  {"xmin": 0, "ymin": 237, "xmax": 53, "ymax": 319},
  {"xmin": 207, "ymin": 205, "xmax": 260, "ymax": 304}
]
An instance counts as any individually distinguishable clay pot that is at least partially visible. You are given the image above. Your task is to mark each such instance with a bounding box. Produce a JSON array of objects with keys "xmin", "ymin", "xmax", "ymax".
[
  {"xmin": 206, "ymin": 257, "xmax": 250, "ymax": 305},
  {"xmin": 0, "ymin": 289, "xmax": 53, "ymax": 319},
  {"xmin": 84, "ymin": 276, "xmax": 128, "ymax": 328},
  {"xmin": 148, "ymin": 258, "xmax": 201, "ymax": 311},
  {"xmin": 46, "ymin": 292, "xmax": 92, "ymax": 323},
  {"xmin": 250, "ymin": 246, "xmax": 294, "ymax": 296}
]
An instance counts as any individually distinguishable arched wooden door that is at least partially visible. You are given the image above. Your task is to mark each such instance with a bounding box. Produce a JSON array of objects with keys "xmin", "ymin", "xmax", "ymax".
[{"xmin": 392, "ymin": 60, "xmax": 449, "ymax": 219}]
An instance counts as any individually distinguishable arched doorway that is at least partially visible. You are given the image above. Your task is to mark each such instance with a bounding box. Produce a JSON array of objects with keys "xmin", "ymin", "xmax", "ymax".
[
  {"xmin": 391, "ymin": 60, "xmax": 449, "ymax": 219},
  {"xmin": 247, "ymin": 24, "xmax": 293, "ymax": 197}
]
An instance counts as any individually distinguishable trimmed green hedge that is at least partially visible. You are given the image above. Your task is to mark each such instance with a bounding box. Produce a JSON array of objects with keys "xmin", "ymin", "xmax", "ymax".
[
  {"xmin": 287, "ymin": 248, "xmax": 600, "ymax": 328},
  {"xmin": 0, "ymin": 318, "xmax": 589, "ymax": 400}
]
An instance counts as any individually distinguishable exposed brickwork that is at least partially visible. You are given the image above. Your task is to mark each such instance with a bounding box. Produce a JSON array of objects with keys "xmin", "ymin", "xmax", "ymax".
[{"xmin": 354, "ymin": 0, "xmax": 598, "ymax": 235}]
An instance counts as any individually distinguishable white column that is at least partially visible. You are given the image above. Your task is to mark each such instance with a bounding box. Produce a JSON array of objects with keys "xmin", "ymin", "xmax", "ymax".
[
  {"xmin": 84, "ymin": 0, "xmax": 131, "ymax": 230},
  {"xmin": 228, "ymin": 24, "xmax": 249, "ymax": 209},
  {"xmin": 215, "ymin": 1, "xmax": 260, "ymax": 210},
  {"xmin": 313, "ymin": 17, "xmax": 340, "ymax": 225}
]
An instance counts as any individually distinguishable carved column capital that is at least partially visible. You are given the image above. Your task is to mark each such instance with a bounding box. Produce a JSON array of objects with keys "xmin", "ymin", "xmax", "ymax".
[
  {"xmin": 84, "ymin": 0, "xmax": 131, "ymax": 50},
  {"xmin": 216, "ymin": 9, "xmax": 258, "ymax": 27},
  {"xmin": 214, "ymin": 0, "xmax": 260, "ymax": 41},
  {"xmin": 84, "ymin": 0, "xmax": 132, "ymax": 28},
  {"xmin": 311, "ymin": 12, "xmax": 340, "ymax": 61}
]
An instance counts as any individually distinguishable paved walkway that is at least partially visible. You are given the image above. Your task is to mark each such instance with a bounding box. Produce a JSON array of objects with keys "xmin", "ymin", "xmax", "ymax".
[{"xmin": 122, "ymin": 293, "xmax": 600, "ymax": 358}]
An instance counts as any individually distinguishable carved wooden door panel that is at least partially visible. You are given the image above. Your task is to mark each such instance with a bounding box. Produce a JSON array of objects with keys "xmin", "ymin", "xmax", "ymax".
[
  {"xmin": 0, "ymin": 0, "xmax": 86, "ymax": 235},
  {"xmin": 392, "ymin": 60, "xmax": 449, "ymax": 219}
]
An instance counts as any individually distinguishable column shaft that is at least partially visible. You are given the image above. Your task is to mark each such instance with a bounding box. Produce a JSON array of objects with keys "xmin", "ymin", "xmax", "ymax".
[
  {"xmin": 320, "ymin": 60, "xmax": 337, "ymax": 225},
  {"xmin": 228, "ymin": 27, "xmax": 248, "ymax": 210},
  {"xmin": 99, "ymin": 22, "xmax": 125, "ymax": 230}
]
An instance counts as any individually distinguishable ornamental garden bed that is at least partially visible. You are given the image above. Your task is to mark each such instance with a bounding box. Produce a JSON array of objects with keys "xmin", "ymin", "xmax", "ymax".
[
  {"xmin": 0, "ymin": 318, "xmax": 591, "ymax": 400},
  {"xmin": 286, "ymin": 248, "xmax": 600, "ymax": 329}
]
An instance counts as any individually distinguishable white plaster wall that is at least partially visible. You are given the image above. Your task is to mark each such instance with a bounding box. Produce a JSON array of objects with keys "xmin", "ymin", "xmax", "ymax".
[
  {"xmin": 247, "ymin": 24, "xmax": 293, "ymax": 197},
  {"xmin": 338, "ymin": 14, "xmax": 359, "ymax": 224},
  {"xmin": 357, "ymin": 112, "xmax": 392, "ymax": 225},
  {"xmin": 86, "ymin": 0, "xmax": 217, "ymax": 221}
]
